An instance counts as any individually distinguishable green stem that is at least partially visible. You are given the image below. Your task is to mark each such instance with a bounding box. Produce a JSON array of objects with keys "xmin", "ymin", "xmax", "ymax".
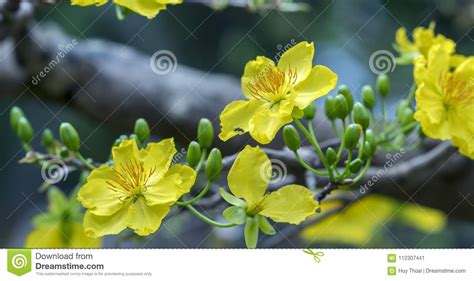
[
  {"xmin": 194, "ymin": 148, "xmax": 207, "ymax": 173},
  {"xmin": 294, "ymin": 151, "xmax": 328, "ymax": 177},
  {"xmin": 183, "ymin": 202, "xmax": 235, "ymax": 228},
  {"xmin": 294, "ymin": 119, "xmax": 334, "ymax": 181},
  {"xmin": 386, "ymin": 122, "xmax": 417, "ymax": 140},
  {"xmin": 407, "ymin": 83, "xmax": 417, "ymax": 102},
  {"xmin": 177, "ymin": 180, "xmax": 212, "ymax": 206},
  {"xmin": 357, "ymin": 132, "xmax": 367, "ymax": 160},
  {"xmin": 351, "ymin": 160, "xmax": 371, "ymax": 184},
  {"xmin": 381, "ymin": 97, "xmax": 387, "ymax": 129},
  {"xmin": 76, "ymin": 152, "xmax": 96, "ymax": 170},
  {"xmin": 331, "ymin": 120, "xmax": 341, "ymax": 138}
]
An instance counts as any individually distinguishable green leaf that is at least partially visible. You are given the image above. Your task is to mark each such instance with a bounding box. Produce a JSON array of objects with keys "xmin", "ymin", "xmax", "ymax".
[
  {"xmin": 258, "ymin": 216, "xmax": 276, "ymax": 235},
  {"xmin": 244, "ymin": 216, "xmax": 259, "ymax": 249},
  {"xmin": 223, "ymin": 206, "xmax": 246, "ymax": 225},
  {"xmin": 219, "ymin": 188, "xmax": 247, "ymax": 208}
]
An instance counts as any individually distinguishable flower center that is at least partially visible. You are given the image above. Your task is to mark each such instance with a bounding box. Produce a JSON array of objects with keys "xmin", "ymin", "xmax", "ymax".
[
  {"xmin": 247, "ymin": 67, "xmax": 297, "ymax": 102},
  {"xmin": 442, "ymin": 74, "xmax": 474, "ymax": 108},
  {"xmin": 106, "ymin": 159, "xmax": 156, "ymax": 197}
]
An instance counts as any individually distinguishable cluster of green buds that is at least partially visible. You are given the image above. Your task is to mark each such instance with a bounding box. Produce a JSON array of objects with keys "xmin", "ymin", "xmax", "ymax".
[{"xmin": 9, "ymin": 106, "xmax": 94, "ymax": 170}]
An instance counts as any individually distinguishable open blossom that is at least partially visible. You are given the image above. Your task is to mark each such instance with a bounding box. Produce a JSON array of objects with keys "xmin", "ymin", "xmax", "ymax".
[
  {"xmin": 78, "ymin": 138, "xmax": 196, "ymax": 237},
  {"xmin": 394, "ymin": 22, "xmax": 465, "ymax": 66},
  {"xmin": 219, "ymin": 41, "xmax": 338, "ymax": 144},
  {"xmin": 71, "ymin": 0, "xmax": 182, "ymax": 19},
  {"xmin": 414, "ymin": 44, "xmax": 474, "ymax": 159},
  {"xmin": 225, "ymin": 145, "xmax": 317, "ymax": 224}
]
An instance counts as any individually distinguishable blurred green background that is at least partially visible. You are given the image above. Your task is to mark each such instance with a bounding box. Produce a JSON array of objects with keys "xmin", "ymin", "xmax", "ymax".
[{"xmin": 1, "ymin": 0, "xmax": 473, "ymax": 248}]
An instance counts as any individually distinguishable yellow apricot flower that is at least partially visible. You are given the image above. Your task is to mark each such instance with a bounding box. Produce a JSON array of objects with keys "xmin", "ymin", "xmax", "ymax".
[
  {"xmin": 394, "ymin": 22, "xmax": 462, "ymax": 66},
  {"xmin": 78, "ymin": 138, "xmax": 196, "ymax": 237},
  {"xmin": 219, "ymin": 41, "xmax": 338, "ymax": 144},
  {"xmin": 414, "ymin": 44, "xmax": 474, "ymax": 159},
  {"xmin": 26, "ymin": 223, "xmax": 101, "ymax": 248},
  {"xmin": 71, "ymin": 0, "xmax": 182, "ymax": 19},
  {"xmin": 226, "ymin": 145, "xmax": 317, "ymax": 224}
]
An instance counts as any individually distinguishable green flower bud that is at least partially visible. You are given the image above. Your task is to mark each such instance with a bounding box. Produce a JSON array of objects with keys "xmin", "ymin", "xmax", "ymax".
[
  {"xmin": 134, "ymin": 118, "xmax": 150, "ymax": 143},
  {"xmin": 396, "ymin": 100, "xmax": 410, "ymax": 117},
  {"xmin": 393, "ymin": 134, "xmax": 405, "ymax": 147},
  {"xmin": 186, "ymin": 141, "xmax": 202, "ymax": 167},
  {"xmin": 377, "ymin": 74, "xmax": 390, "ymax": 97},
  {"xmin": 205, "ymin": 148, "xmax": 222, "ymax": 181},
  {"xmin": 334, "ymin": 94, "xmax": 349, "ymax": 119},
  {"xmin": 59, "ymin": 122, "xmax": 81, "ymax": 151},
  {"xmin": 197, "ymin": 118, "xmax": 214, "ymax": 149},
  {"xmin": 349, "ymin": 159, "xmax": 364, "ymax": 173},
  {"xmin": 16, "ymin": 117, "xmax": 34, "ymax": 143},
  {"xmin": 41, "ymin": 129, "xmax": 55, "ymax": 148},
  {"xmin": 303, "ymin": 104, "xmax": 316, "ymax": 120},
  {"xmin": 282, "ymin": 125, "xmax": 301, "ymax": 151},
  {"xmin": 363, "ymin": 141, "xmax": 374, "ymax": 158},
  {"xmin": 353, "ymin": 102, "xmax": 371, "ymax": 130},
  {"xmin": 365, "ymin": 129, "xmax": 377, "ymax": 155},
  {"xmin": 10, "ymin": 106, "xmax": 25, "ymax": 132},
  {"xmin": 59, "ymin": 147, "xmax": 70, "ymax": 158},
  {"xmin": 326, "ymin": 147, "xmax": 337, "ymax": 165},
  {"xmin": 338, "ymin": 85, "xmax": 354, "ymax": 112},
  {"xmin": 324, "ymin": 96, "xmax": 337, "ymax": 120},
  {"xmin": 362, "ymin": 85, "xmax": 376, "ymax": 109},
  {"xmin": 397, "ymin": 107, "xmax": 415, "ymax": 127},
  {"xmin": 343, "ymin": 124, "xmax": 362, "ymax": 150}
]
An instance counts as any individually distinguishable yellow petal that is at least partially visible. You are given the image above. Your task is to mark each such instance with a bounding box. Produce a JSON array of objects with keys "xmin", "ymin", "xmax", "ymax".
[
  {"xmin": 259, "ymin": 185, "xmax": 317, "ymax": 224},
  {"xmin": 71, "ymin": 0, "xmax": 107, "ymax": 6},
  {"xmin": 453, "ymin": 56, "xmax": 474, "ymax": 79},
  {"xmin": 142, "ymin": 138, "xmax": 177, "ymax": 184},
  {"xmin": 77, "ymin": 165, "xmax": 130, "ymax": 216},
  {"xmin": 424, "ymin": 44, "xmax": 450, "ymax": 84},
  {"xmin": 452, "ymin": 136, "xmax": 474, "ymax": 160},
  {"xmin": 143, "ymin": 164, "xmax": 196, "ymax": 206},
  {"xmin": 127, "ymin": 197, "xmax": 170, "ymax": 236},
  {"xmin": 242, "ymin": 56, "xmax": 276, "ymax": 99},
  {"xmin": 249, "ymin": 101, "xmax": 293, "ymax": 144},
  {"xmin": 83, "ymin": 204, "xmax": 131, "ymax": 238},
  {"xmin": 277, "ymin": 41, "xmax": 314, "ymax": 84},
  {"xmin": 395, "ymin": 27, "xmax": 417, "ymax": 52},
  {"xmin": 26, "ymin": 225, "xmax": 100, "ymax": 249},
  {"xmin": 219, "ymin": 100, "xmax": 265, "ymax": 142},
  {"xmin": 113, "ymin": 0, "xmax": 167, "ymax": 19},
  {"xmin": 112, "ymin": 139, "xmax": 140, "ymax": 174},
  {"xmin": 228, "ymin": 146, "xmax": 269, "ymax": 209},
  {"xmin": 414, "ymin": 83, "xmax": 450, "ymax": 140},
  {"xmin": 294, "ymin": 65, "xmax": 338, "ymax": 109},
  {"xmin": 447, "ymin": 106, "xmax": 474, "ymax": 144}
]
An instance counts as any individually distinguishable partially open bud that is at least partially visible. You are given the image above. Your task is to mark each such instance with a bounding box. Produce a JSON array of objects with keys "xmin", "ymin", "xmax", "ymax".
[
  {"xmin": 187, "ymin": 141, "xmax": 202, "ymax": 167},
  {"xmin": 205, "ymin": 148, "xmax": 222, "ymax": 181},
  {"xmin": 324, "ymin": 96, "xmax": 337, "ymax": 120},
  {"xmin": 334, "ymin": 94, "xmax": 349, "ymax": 119},
  {"xmin": 59, "ymin": 123, "xmax": 81, "ymax": 151},
  {"xmin": 377, "ymin": 74, "xmax": 390, "ymax": 97},
  {"xmin": 134, "ymin": 118, "xmax": 150, "ymax": 143},
  {"xmin": 41, "ymin": 129, "xmax": 55, "ymax": 148},
  {"xmin": 344, "ymin": 124, "xmax": 362, "ymax": 150},
  {"xmin": 353, "ymin": 102, "xmax": 370, "ymax": 130},
  {"xmin": 198, "ymin": 118, "xmax": 214, "ymax": 149},
  {"xmin": 10, "ymin": 106, "xmax": 25, "ymax": 132},
  {"xmin": 326, "ymin": 147, "xmax": 337, "ymax": 165},
  {"xmin": 338, "ymin": 85, "xmax": 354, "ymax": 112},
  {"xmin": 365, "ymin": 129, "xmax": 377, "ymax": 155},
  {"xmin": 282, "ymin": 125, "xmax": 301, "ymax": 151},
  {"xmin": 17, "ymin": 117, "xmax": 34, "ymax": 143},
  {"xmin": 362, "ymin": 85, "xmax": 376, "ymax": 109},
  {"xmin": 303, "ymin": 104, "xmax": 316, "ymax": 120},
  {"xmin": 349, "ymin": 159, "xmax": 364, "ymax": 173}
]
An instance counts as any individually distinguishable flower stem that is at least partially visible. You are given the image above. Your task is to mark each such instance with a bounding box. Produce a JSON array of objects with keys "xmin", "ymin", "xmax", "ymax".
[
  {"xmin": 293, "ymin": 151, "xmax": 328, "ymax": 177},
  {"xmin": 177, "ymin": 180, "xmax": 212, "ymax": 206},
  {"xmin": 182, "ymin": 202, "xmax": 235, "ymax": 228},
  {"xmin": 194, "ymin": 148, "xmax": 207, "ymax": 173},
  {"xmin": 76, "ymin": 152, "xmax": 96, "ymax": 170},
  {"xmin": 294, "ymin": 119, "xmax": 334, "ymax": 181}
]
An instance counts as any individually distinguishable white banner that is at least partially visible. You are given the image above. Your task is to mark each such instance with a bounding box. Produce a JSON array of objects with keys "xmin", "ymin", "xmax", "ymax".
[{"xmin": 1, "ymin": 249, "xmax": 472, "ymax": 280}]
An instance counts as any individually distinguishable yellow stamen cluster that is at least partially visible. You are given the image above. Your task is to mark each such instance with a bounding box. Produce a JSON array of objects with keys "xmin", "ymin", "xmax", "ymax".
[
  {"xmin": 106, "ymin": 159, "xmax": 156, "ymax": 195},
  {"xmin": 247, "ymin": 67, "xmax": 297, "ymax": 101}
]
